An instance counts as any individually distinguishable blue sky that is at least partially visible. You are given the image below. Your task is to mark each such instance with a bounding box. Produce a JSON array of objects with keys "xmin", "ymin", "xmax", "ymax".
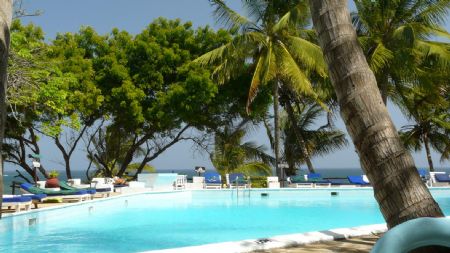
[{"xmin": 10, "ymin": 0, "xmax": 449, "ymax": 172}]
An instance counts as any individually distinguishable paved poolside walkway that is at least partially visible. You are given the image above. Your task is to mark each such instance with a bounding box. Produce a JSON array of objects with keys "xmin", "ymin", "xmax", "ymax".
[{"xmin": 257, "ymin": 235, "xmax": 379, "ymax": 253}]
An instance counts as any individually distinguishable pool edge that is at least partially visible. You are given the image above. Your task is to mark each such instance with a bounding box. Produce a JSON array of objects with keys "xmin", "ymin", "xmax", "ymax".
[{"xmin": 140, "ymin": 223, "xmax": 388, "ymax": 253}]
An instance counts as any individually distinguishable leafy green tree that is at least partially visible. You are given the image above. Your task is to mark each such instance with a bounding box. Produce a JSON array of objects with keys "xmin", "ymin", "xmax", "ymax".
[
  {"xmin": 5, "ymin": 20, "xmax": 51, "ymax": 180},
  {"xmin": 196, "ymin": 0, "xmax": 327, "ymax": 178},
  {"xmin": 56, "ymin": 19, "xmax": 240, "ymax": 177},
  {"xmin": 43, "ymin": 27, "xmax": 105, "ymax": 179},
  {"xmin": 352, "ymin": 0, "xmax": 450, "ymax": 104},
  {"xmin": 4, "ymin": 20, "xmax": 104, "ymax": 180},
  {"xmin": 281, "ymin": 102, "xmax": 347, "ymax": 175}
]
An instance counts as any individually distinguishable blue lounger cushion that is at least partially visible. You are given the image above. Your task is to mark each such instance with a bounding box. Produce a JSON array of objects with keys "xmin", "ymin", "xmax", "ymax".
[
  {"xmin": 435, "ymin": 173, "xmax": 450, "ymax": 182},
  {"xmin": 83, "ymin": 189, "xmax": 97, "ymax": 194},
  {"xmin": 417, "ymin": 169, "xmax": 428, "ymax": 178},
  {"xmin": 204, "ymin": 172, "xmax": 221, "ymax": 184},
  {"xmin": 307, "ymin": 173, "xmax": 322, "ymax": 179},
  {"xmin": 228, "ymin": 173, "xmax": 246, "ymax": 184},
  {"xmin": 29, "ymin": 194, "xmax": 47, "ymax": 201},
  {"xmin": 20, "ymin": 183, "xmax": 33, "ymax": 191},
  {"xmin": 371, "ymin": 217, "xmax": 450, "ymax": 253},
  {"xmin": 306, "ymin": 173, "xmax": 330, "ymax": 184},
  {"xmin": 95, "ymin": 188, "xmax": 110, "ymax": 193},
  {"xmin": 347, "ymin": 176, "xmax": 370, "ymax": 185},
  {"xmin": 3, "ymin": 196, "xmax": 32, "ymax": 203}
]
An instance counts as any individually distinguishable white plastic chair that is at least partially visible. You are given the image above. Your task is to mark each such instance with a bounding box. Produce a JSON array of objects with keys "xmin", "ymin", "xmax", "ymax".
[{"xmin": 267, "ymin": 177, "xmax": 280, "ymax": 188}]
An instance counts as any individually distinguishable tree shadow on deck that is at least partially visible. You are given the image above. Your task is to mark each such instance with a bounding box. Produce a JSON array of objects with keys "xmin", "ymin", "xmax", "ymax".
[{"xmin": 257, "ymin": 235, "xmax": 380, "ymax": 253}]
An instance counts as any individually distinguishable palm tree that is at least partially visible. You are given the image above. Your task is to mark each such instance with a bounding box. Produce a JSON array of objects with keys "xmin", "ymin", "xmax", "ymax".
[
  {"xmin": 196, "ymin": 0, "xmax": 327, "ymax": 178},
  {"xmin": 279, "ymin": 80, "xmax": 338, "ymax": 173},
  {"xmin": 308, "ymin": 0, "xmax": 443, "ymax": 228},
  {"xmin": 396, "ymin": 86, "xmax": 450, "ymax": 172},
  {"xmin": 281, "ymin": 102, "xmax": 347, "ymax": 175},
  {"xmin": 352, "ymin": 0, "xmax": 450, "ymax": 104},
  {"xmin": 211, "ymin": 122, "xmax": 274, "ymax": 177}
]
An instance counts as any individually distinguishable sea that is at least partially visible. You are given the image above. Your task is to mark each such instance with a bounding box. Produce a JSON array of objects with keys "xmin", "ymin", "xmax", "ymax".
[{"xmin": 3, "ymin": 167, "xmax": 450, "ymax": 195}]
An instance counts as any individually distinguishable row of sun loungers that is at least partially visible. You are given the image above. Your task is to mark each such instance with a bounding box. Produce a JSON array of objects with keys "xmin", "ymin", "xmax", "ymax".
[
  {"xmin": 1, "ymin": 179, "xmax": 118, "ymax": 213},
  {"xmin": 4, "ymin": 170, "xmax": 449, "ymax": 213},
  {"xmin": 203, "ymin": 172, "xmax": 250, "ymax": 189},
  {"xmin": 202, "ymin": 172, "xmax": 371, "ymax": 189}
]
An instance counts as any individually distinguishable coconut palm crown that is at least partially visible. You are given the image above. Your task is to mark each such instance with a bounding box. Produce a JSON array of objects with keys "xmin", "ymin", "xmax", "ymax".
[
  {"xmin": 352, "ymin": 0, "xmax": 450, "ymax": 103},
  {"xmin": 211, "ymin": 122, "xmax": 275, "ymax": 177},
  {"xmin": 281, "ymin": 102, "xmax": 348, "ymax": 175},
  {"xmin": 195, "ymin": 0, "xmax": 328, "ymax": 177}
]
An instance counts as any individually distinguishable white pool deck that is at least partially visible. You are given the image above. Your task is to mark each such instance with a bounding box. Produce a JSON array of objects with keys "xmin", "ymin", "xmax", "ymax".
[{"xmin": 3, "ymin": 187, "xmax": 450, "ymax": 253}]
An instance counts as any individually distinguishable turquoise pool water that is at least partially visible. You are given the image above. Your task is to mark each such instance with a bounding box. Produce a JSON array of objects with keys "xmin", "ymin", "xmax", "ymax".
[{"xmin": 1, "ymin": 189, "xmax": 450, "ymax": 252}]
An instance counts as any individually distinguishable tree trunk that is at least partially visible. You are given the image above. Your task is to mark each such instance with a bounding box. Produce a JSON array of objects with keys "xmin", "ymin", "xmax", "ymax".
[
  {"xmin": 423, "ymin": 133, "xmax": 434, "ymax": 172},
  {"xmin": 273, "ymin": 81, "xmax": 281, "ymax": 180},
  {"xmin": 284, "ymin": 100, "xmax": 315, "ymax": 173},
  {"xmin": 309, "ymin": 0, "xmax": 443, "ymax": 228},
  {"xmin": 54, "ymin": 137, "xmax": 72, "ymax": 179},
  {"xmin": 64, "ymin": 156, "xmax": 72, "ymax": 179},
  {"xmin": 378, "ymin": 72, "xmax": 389, "ymax": 105},
  {"xmin": 0, "ymin": 0, "xmax": 12, "ymax": 219}
]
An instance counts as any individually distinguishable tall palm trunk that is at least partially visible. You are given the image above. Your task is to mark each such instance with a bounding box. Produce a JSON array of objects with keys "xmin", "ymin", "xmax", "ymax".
[
  {"xmin": 309, "ymin": 0, "xmax": 443, "ymax": 228},
  {"xmin": 423, "ymin": 133, "xmax": 434, "ymax": 172},
  {"xmin": 284, "ymin": 100, "xmax": 315, "ymax": 173},
  {"xmin": 273, "ymin": 81, "xmax": 281, "ymax": 180},
  {"xmin": 0, "ymin": 0, "xmax": 13, "ymax": 219},
  {"xmin": 379, "ymin": 72, "xmax": 389, "ymax": 105}
]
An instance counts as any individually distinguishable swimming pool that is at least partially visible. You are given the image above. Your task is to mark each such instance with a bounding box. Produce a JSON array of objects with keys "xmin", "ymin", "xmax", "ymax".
[{"xmin": 1, "ymin": 188, "xmax": 450, "ymax": 252}]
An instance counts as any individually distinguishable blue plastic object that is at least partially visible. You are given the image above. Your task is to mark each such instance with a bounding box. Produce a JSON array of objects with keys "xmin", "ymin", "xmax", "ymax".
[
  {"xmin": 371, "ymin": 217, "xmax": 450, "ymax": 253},
  {"xmin": 229, "ymin": 173, "xmax": 245, "ymax": 184},
  {"xmin": 307, "ymin": 173, "xmax": 322, "ymax": 179},
  {"xmin": 3, "ymin": 196, "xmax": 32, "ymax": 203},
  {"xmin": 417, "ymin": 169, "xmax": 428, "ymax": 178},
  {"xmin": 348, "ymin": 175, "xmax": 370, "ymax": 185},
  {"xmin": 435, "ymin": 173, "xmax": 450, "ymax": 182},
  {"xmin": 204, "ymin": 172, "xmax": 221, "ymax": 184}
]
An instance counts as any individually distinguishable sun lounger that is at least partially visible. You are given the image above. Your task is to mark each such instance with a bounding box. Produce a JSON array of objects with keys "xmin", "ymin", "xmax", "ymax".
[
  {"xmin": 90, "ymin": 178, "xmax": 114, "ymax": 192},
  {"xmin": 22, "ymin": 193, "xmax": 48, "ymax": 208},
  {"xmin": 204, "ymin": 172, "xmax": 222, "ymax": 189},
  {"xmin": 347, "ymin": 175, "xmax": 371, "ymax": 186},
  {"xmin": 2, "ymin": 196, "xmax": 33, "ymax": 212},
  {"xmin": 307, "ymin": 173, "xmax": 331, "ymax": 187},
  {"xmin": 287, "ymin": 175, "xmax": 314, "ymax": 188},
  {"xmin": 4, "ymin": 194, "xmax": 48, "ymax": 209},
  {"xmin": 59, "ymin": 181, "xmax": 106, "ymax": 199},
  {"xmin": 327, "ymin": 178, "xmax": 356, "ymax": 187},
  {"xmin": 20, "ymin": 183, "xmax": 89, "ymax": 202},
  {"xmin": 434, "ymin": 173, "xmax": 450, "ymax": 185},
  {"xmin": 430, "ymin": 171, "xmax": 449, "ymax": 186},
  {"xmin": 227, "ymin": 173, "xmax": 249, "ymax": 188}
]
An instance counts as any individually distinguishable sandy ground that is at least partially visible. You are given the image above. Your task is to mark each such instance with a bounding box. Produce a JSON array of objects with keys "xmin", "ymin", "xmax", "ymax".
[{"xmin": 256, "ymin": 235, "xmax": 380, "ymax": 253}]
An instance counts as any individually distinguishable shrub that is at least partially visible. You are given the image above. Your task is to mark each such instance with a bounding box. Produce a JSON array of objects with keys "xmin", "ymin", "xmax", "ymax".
[{"xmin": 249, "ymin": 176, "xmax": 267, "ymax": 188}]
